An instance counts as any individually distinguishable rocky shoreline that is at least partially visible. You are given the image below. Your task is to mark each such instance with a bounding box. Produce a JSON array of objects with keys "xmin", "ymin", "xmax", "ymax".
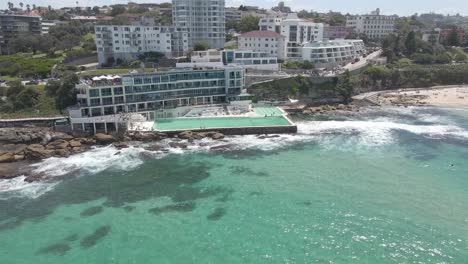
[{"xmin": 0, "ymin": 127, "xmax": 227, "ymax": 182}]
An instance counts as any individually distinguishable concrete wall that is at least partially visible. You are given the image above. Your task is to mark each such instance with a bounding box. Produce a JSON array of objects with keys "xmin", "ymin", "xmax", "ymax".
[{"xmin": 136, "ymin": 125, "xmax": 298, "ymax": 136}]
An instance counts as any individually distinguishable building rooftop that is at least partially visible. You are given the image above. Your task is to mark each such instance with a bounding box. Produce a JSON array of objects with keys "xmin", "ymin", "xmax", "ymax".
[{"xmin": 239, "ymin": 30, "xmax": 284, "ymax": 38}]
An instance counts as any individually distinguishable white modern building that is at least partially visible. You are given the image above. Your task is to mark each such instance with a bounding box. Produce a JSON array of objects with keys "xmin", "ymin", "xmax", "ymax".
[
  {"xmin": 281, "ymin": 14, "xmax": 325, "ymax": 59},
  {"xmin": 259, "ymin": 13, "xmax": 285, "ymax": 34},
  {"xmin": 95, "ymin": 22, "xmax": 189, "ymax": 65},
  {"xmin": 346, "ymin": 8, "xmax": 397, "ymax": 40},
  {"xmin": 301, "ymin": 39, "xmax": 366, "ymax": 67},
  {"xmin": 177, "ymin": 49, "xmax": 280, "ymax": 71},
  {"xmin": 258, "ymin": 13, "xmax": 325, "ymax": 60},
  {"xmin": 238, "ymin": 30, "xmax": 286, "ymax": 60},
  {"xmin": 69, "ymin": 67, "xmax": 246, "ymax": 132},
  {"xmin": 172, "ymin": 0, "xmax": 226, "ymax": 49}
]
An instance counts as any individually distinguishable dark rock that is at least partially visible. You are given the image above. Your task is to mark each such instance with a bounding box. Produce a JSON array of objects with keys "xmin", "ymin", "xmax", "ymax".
[
  {"xmin": 24, "ymin": 172, "xmax": 46, "ymax": 183},
  {"xmin": 178, "ymin": 131, "xmax": 194, "ymax": 140},
  {"xmin": 26, "ymin": 144, "xmax": 54, "ymax": 160},
  {"xmin": 0, "ymin": 152, "xmax": 15, "ymax": 163},
  {"xmin": 80, "ymin": 206, "xmax": 104, "ymax": 217},
  {"xmin": 46, "ymin": 140, "xmax": 70, "ymax": 150},
  {"xmin": 132, "ymin": 132, "xmax": 158, "ymax": 142},
  {"xmin": 69, "ymin": 140, "xmax": 82, "ymax": 148},
  {"xmin": 54, "ymin": 149, "xmax": 71, "ymax": 157},
  {"xmin": 168, "ymin": 142, "xmax": 188, "ymax": 149},
  {"xmin": 95, "ymin": 133, "xmax": 115, "ymax": 145},
  {"xmin": 52, "ymin": 132, "xmax": 74, "ymax": 141},
  {"xmin": 80, "ymin": 225, "xmax": 111, "ymax": 249},
  {"xmin": 207, "ymin": 207, "xmax": 226, "ymax": 221},
  {"xmin": 210, "ymin": 144, "xmax": 234, "ymax": 152},
  {"xmin": 0, "ymin": 144, "xmax": 27, "ymax": 155},
  {"xmin": 144, "ymin": 145, "xmax": 166, "ymax": 152},
  {"xmin": 36, "ymin": 243, "xmax": 71, "ymax": 256},
  {"xmin": 210, "ymin": 132, "xmax": 225, "ymax": 140},
  {"xmin": 113, "ymin": 142, "xmax": 129, "ymax": 149}
]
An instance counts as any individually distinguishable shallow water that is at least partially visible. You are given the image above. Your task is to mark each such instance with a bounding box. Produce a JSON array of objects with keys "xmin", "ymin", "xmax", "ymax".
[{"xmin": 1, "ymin": 106, "xmax": 467, "ymax": 263}]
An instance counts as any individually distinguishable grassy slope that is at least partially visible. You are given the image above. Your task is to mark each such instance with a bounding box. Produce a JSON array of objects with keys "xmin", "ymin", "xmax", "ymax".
[{"xmin": 0, "ymin": 85, "xmax": 62, "ymax": 119}]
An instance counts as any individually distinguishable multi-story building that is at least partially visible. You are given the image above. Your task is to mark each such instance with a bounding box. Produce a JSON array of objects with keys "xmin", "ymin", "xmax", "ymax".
[
  {"xmin": 346, "ymin": 8, "xmax": 397, "ymax": 40},
  {"xmin": 95, "ymin": 21, "xmax": 189, "ymax": 65},
  {"xmin": 324, "ymin": 25, "xmax": 354, "ymax": 40},
  {"xmin": 172, "ymin": 0, "xmax": 225, "ymax": 49},
  {"xmin": 301, "ymin": 39, "xmax": 366, "ymax": 67},
  {"xmin": 0, "ymin": 14, "xmax": 42, "ymax": 54},
  {"xmin": 226, "ymin": 7, "xmax": 242, "ymax": 22},
  {"xmin": 69, "ymin": 67, "xmax": 246, "ymax": 132},
  {"xmin": 281, "ymin": 14, "xmax": 325, "ymax": 59},
  {"xmin": 258, "ymin": 13, "xmax": 326, "ymax": 60},
  {"xmin": 41, "ymin": 20, "xmax": 57, "ymax": 35},
  {"xmin": 238, "ymin": 30, "xmax": 285, "ymax": 60},
  {"xmin": 177, "ymin": 49, "xmax": 280, "ymax": 71},
  {"xmin": 259, "ymin": 14, "xmax": 284, "ymax": 33},
  {"xmin": 440, "ymin": 28, "xmax": 467, "ymax": 45}
]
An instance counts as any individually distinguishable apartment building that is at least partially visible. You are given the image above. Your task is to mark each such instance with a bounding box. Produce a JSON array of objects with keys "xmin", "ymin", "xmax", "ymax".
[
  {"xmin": 177, "ymin": 49, "xmax": 280, "ymax": 71},
  {"xmin": 302, "ymin": 39, "xmax": 366, "ymax": 67},
  {"xmin": 346, "ymin": 8, "xmax": 397, "ymax": 40},
  {"xmin": 94, "ymin": 22, "xmax": 188, "ymax": 65},
  {"xmin": 238, "ymin": 30, "xmax": 286, "ymax": 60},
  {"xmin": 281, "ymin": 14, "xmax": 325, "ymax": 59},
  {"xmin": 69, "ymin": 67, "xmax": 246, "ymax": 132},
  {"xmin": 172, "ymin": 0, "xmax": 225, "ymax": 49},
  {"xmin": 41, "ymin": 20, "xmax": 57, "ymax": 35},
  {"xmin": 324, "ymin": 25, "xmax": 354, "ymax": 40},
  {"xmin": 226, "ymin": 8, "xmax": 242, "ymax": 22},
  {"xmin": 259, "ymin": 14, "xmax": 284, "ymax": 33},
  {"xmin": 0, "ymin": 14, "xmax": 42, "ymax": 54}
]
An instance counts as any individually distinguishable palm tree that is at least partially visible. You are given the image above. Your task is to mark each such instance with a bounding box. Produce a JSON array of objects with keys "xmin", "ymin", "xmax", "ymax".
[
  {"xmin": 26, "ymin": 4, "xmax": 31, "ymax": 12},
  {"xmin": 32, "ymin": 4, "xmax": 36, "ymax": 10},
  {"xmin": 19, "ymin": 2, "xmax": 24, "ymax": 9},
  {"xmin": 7, "ymin": 2, "xmax": 13, "ymax": 10}
]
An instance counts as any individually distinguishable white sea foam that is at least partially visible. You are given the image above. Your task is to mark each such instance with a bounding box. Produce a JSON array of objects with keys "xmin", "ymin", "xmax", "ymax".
[
  {"xmin": 0, "ymin": 176, "xmax": 58, "ymax": 200},
  {"xmin": 2, "ymin": 108, "xmax": 468, "ymax": 199},
  {"xmin": 31, "ymin": 145, "xmax": 145, "ymax": 177}
]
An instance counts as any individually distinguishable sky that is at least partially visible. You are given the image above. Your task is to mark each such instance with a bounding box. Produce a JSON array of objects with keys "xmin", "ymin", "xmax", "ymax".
[{"xmin": 2, "ymin": 0, "xmax": 468, "ymax": 16}]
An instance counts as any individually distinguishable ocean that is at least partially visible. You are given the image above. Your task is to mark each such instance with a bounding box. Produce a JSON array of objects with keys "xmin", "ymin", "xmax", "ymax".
[{"xmin": 0, "ymin": 106, "xmax": 467, "ymax": 263}]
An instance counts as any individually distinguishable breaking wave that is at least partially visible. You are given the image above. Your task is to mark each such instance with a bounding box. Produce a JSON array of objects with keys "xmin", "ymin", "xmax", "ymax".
[{"xmin": 2, "ymin": 107, "xmax": 468, "ymax": 199}]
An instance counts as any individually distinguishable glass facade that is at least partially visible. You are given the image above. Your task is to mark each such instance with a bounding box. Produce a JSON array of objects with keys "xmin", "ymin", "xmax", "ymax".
[{"xmin": 79, "ymin": 68, "xmax": 245, "ymax": 117}]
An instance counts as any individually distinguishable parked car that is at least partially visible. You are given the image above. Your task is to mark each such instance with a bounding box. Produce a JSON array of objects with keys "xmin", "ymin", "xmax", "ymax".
[{"xmin": 24, "ymin": 80, "xmax": 39, "ymax": 85}]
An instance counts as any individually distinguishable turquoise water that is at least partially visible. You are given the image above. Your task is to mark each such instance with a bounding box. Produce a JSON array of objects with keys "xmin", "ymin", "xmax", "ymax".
[
  {"xmin": 155, "ymin": 116, "xmax": 292, "ymax": 131},
  {"xmin": 1, "ymin": 106, "xmax": 468, "ymax": 263}
]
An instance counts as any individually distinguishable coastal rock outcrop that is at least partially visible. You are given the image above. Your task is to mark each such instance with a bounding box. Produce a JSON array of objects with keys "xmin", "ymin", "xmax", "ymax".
[
  {"xmin": 26, "ymin": 144, "xmax": 54, "ymax": 160},
  {"xmin": 95, "ymin": 133, "xmax": 116, "ymax": 145}
]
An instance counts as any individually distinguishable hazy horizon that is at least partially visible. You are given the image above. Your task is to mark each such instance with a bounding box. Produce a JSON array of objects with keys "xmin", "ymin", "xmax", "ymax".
[{"xmin": 1, "ymin": 0, "xmax": 468, "ymax": 16}]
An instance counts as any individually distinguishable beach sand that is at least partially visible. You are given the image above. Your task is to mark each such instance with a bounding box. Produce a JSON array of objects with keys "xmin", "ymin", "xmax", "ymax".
[{"xmin": 373, "ymin": 86, "xmax": 468, "ymax": 107}]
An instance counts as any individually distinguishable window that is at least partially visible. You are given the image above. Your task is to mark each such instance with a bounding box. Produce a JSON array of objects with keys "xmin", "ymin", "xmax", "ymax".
[{"xmin": 89, "ymin": 89, "xmax": 100, "ymax": 97}]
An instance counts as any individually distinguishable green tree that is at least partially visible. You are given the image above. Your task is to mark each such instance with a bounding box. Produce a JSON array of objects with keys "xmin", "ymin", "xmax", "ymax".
[
  {"xmin": 110, "ymin": 5, "xmax": 126, "ymax": 17},
  {"xmin": 446, "ymin": 26, "xmax": 460, "ymax": 46},
  {"xmin": 193, "ymin": 41, "xmax": 211, "ymax": 51},
  {"xmin": 3, "ymin": 81, "xmax": 40, "ymax": 111},
  {"xmin": 238, "ymin": 16, "xmax": 260, "ymax": 33},
  {"xmin": 434, "ymin": 52, "xmax": 451, "ymax": 64},
  {"xmin": 335, "ymin": 70, "xmax": 354, "ymax": 104},
  {"xmin": 405, "ymin": 31, "xmax": 417, "ymax": 56},
  {"xmin": 45, "ymin": 73, "xmax": 79, "ymax": 109},
  {"xmin": 454, "ymin": 53, "xmax": 467, "ymax": 62}
]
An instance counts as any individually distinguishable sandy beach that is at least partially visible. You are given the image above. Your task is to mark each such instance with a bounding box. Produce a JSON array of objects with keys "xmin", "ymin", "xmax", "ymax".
[{"xmin": 368, "ymin": 86, "xmax": 468, "ymax": 107}]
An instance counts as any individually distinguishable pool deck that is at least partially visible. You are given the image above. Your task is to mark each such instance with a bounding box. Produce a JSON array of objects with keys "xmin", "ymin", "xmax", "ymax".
[{"xmin": 150, "ymin": 107, "xmax": 297, "ymax": 135}]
